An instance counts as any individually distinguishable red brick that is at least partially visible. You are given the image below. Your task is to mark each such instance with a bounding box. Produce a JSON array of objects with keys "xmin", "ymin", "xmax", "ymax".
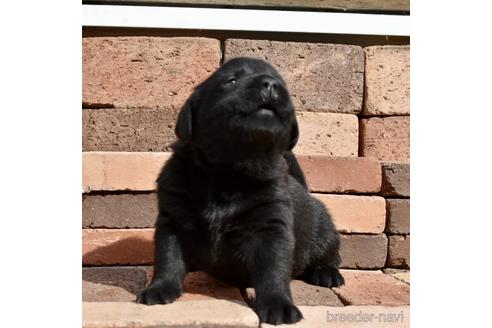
[
  {"xmin": 363, "ymin": 46, "xmax": 410, "ymax": 116},
  {"xmin": 360, "ymin": 116, "xmax": 410, "ymax": 162},
  {"xmin": 380, "ymin": 163, "xmax": 410, "ymax": 197},
  {"xmin": 83, "ymin": 193, "xmax": 157, "ymax": 228},
  {"xmin": 83, "ymin": 108, "xmax": 177, "ymax": 152},
  {"xmin": 291, "ymin": 280, "xmax": 343, "ymax": 306},
  {"xmin": 82, "ymin": 152, "xmax": 170, "ymax": 192},
  {"xmin": 83, "ymin": 300, "xmax": 259, "ymax": 328},
  {"xmin": 83, "ymin": 266, "xmax": 149, "ymax": 302},
  {"xmin": 245, "ymin": 280, "xmax": 343, "ymax": 307},
  {"xmin": 383, "ymin": 269, "xmax": 410, "ymax": 285},
  {"xmin": 333, "ymin": 269, "xmax": 410, "ymax": 305},
  {"xmin": 387, "ymin": 235, "xmax": 410, "ymax": 268},
  {"xmin": 295, "ymin": 112, "xmax": 358, "ymax": 157},
  {"xmin": 385, "ymin": 198, "xmax": 410, "ymax": 234},
  {"xmin": 83, "ymin": 152, "xmax": 382, "ymax": 193},
  {"xmin": 180, "ymin": 272, "xmax": 243, "ymax": 301},
  {"xmin": 340, "ymin": 234, "xmax": 387, "ymax": 269},
  {"xmin": 224, "ymin": 39, "xmax": 364, "ymax": 114},
  {"xmin": 82, "ymin": 229, "xmax": 154, "ymax": 265},
  {"xmin": 314, "ymin": 194, "xmax": 386, "ymax": 234},
  {"xmin": 299, "ymin": 156, "xmax": 381, "ymax": 193},
  {"xmin": 83, "ymin": 37, "xmax": 221, "ymax": 109}
]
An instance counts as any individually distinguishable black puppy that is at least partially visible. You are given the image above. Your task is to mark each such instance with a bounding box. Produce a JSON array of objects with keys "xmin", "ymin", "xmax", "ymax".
[{"xmin": 138, "ymin": 57, "xmax": 344, "ymax": 325}]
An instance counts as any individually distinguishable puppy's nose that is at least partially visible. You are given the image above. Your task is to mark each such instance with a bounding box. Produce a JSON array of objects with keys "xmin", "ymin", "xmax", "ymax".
[{"xmin": 261, "ymin": 76, "xmax": 278, "ymax": 101}]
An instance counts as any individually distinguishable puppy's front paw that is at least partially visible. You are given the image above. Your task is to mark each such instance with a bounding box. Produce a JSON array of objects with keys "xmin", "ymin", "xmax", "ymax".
[
  {"xmin": 256, "ymin": 297, "xmax": 303, "ymax": 325},
  {"xmin": 329, "ymin": 269, "xmax": 345, "ymax": 287},
  {"xmin": 137, "ymin": 281, "xmax": 182, "ymax": 305},
  {"xmin": 302, "ymin": 266, "xmax": 345, "ymax": 288}
]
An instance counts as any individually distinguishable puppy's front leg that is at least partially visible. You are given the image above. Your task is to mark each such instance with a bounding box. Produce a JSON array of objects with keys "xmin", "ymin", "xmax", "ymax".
[
  {"xmin": 137, "ymin": 222, "xmax": 187, "ymax": 305},
  {"xmin": 247, "ymin": 219, "xmax": 303, "ymax": 325}
]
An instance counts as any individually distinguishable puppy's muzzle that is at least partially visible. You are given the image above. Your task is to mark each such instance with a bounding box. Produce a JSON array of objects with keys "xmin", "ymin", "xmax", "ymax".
[{"xmin": 260, "ymin": 76, "xmax": 279, "ymax": 103}]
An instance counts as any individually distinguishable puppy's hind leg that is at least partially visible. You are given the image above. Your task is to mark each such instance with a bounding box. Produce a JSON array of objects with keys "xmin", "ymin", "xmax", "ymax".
[
  {"xmin": 299, "ymin": 206, "xmax": 345, "ymax": 288},
  {"xmin": 137, "ymin": 221, "xmax": 187, "ymax": 305},
  {"xmin": 300, "ymin": 249, "xmax": 345, "ymax": 288}
]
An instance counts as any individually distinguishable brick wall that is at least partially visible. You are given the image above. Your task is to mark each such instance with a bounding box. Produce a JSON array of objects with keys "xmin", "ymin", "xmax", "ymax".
[{"xmin": 82, "ymin": 36, "xmax": 410, "ymax": 302}]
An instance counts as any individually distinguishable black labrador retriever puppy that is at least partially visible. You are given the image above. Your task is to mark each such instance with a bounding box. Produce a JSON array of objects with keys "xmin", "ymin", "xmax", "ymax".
[{"xmin": 138, "ymin": 57, "xmax": 344, "ymax": 325}]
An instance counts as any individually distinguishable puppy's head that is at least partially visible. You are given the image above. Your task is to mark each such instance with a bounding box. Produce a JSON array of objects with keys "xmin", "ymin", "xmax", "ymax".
[{"xmin": 175, "ymin": 57, "xmax": 298, "ymax": 162}]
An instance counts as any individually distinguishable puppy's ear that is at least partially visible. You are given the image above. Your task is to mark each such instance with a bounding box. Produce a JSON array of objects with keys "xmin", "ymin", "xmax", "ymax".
[
  {"xmin": 288, "ymin": 118, "xmax": 299, "ymax": 150},
  {"xmin": 175, "ymin": 90, "xmax": 200, "ymax": 141}
]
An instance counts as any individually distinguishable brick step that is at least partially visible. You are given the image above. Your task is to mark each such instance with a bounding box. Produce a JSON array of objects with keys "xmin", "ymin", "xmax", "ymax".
[
  {"xmin": 83, "ymin": 300, "xmax": 257, "ymax": 328},
  {"xmin": 83, "ymin": 267, "xmax": 410, "ymax": 306},
  {"xmin": 82, "ymin": 152, "xmax": 382, "ymax": 193},
  {"xmin": 83, "ymin": 301, "xmax": 409, "ymax": 328},
  {"xmin": 83, "ymin": 268, "xmax": 409, "ymax": 323},
  {"xmin": 83, "ymin": 229, "xmax": 389, "ymax": 269},
  {"xmin": 83, "ymin": 192, "xmax": 386, "ymax": 234},
  {"xmin": 84, "ymin": 268, "xmax": 343, "ymax": 306}
]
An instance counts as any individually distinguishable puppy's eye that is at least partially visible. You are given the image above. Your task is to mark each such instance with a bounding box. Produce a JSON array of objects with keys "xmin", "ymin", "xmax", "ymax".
[{"xmin": 226, "ymin": 78, "xmax": 237, "ymax": 85}]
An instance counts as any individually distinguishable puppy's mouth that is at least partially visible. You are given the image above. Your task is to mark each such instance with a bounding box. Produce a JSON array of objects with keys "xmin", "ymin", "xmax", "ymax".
[{"xmin": 256, "ymin": 103, "xmax": 277, "ymax": 117}]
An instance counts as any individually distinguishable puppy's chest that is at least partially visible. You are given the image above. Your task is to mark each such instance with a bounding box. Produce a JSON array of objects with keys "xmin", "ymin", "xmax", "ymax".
[
  {"xmin": 199, "ymin": 189, "xmax": 245, "ymax": 223},
  {"xmin": 192, "ymin": 178, "xmax": 284, "ymax": 225},
  {"xmin": 193, "ymin": 189, "xmax": 246, "ymax": 257}
]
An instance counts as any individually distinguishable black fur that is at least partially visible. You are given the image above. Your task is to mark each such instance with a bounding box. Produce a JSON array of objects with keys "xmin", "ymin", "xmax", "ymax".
[{"xmin": 137, "ymin": 57, "xmax": 344, "ymax": 325}]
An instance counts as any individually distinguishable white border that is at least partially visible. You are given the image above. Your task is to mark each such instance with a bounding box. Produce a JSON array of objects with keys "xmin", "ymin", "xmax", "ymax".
[{"xmin": 82, "ymin": 4, "xmax": 409, "ymax": 36}]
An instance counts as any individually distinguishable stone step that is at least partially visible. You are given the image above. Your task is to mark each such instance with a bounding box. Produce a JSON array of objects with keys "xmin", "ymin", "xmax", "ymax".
[{"xmin": 83, "ymin": 301, "xmax": 409, "ymax": 328}]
